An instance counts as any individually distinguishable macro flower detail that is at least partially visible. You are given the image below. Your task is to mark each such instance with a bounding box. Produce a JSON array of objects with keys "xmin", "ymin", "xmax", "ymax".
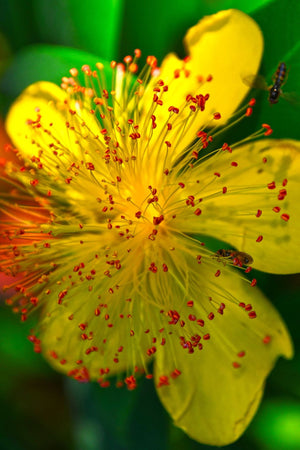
[{"xmin": 1, "ymin": 9, "xmax": 299, "ymax": 446}]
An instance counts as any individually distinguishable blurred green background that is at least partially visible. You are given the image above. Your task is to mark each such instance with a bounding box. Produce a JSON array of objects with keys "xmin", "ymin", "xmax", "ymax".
[{"xmin": 0, "ymin": 0, "xmax": 299, "ymax": 449}]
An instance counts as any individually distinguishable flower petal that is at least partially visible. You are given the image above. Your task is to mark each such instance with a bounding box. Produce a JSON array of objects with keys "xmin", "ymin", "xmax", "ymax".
[
  {"xmin": 144, "ymin": 9, "xmax": 263, "ymax": 154},
  {"xmin": 6, "ymin": 81, "xmax": 70, "ymax": 158},
  {"xmin": 154, "ymin": 261, "xmax": 292, "ymax": 446},
  {"xmin": 5, "ymin": 81, "xmax": 101, "ymax": 160},
  {"xmin": 215, "ymin": 139, "xmax": 300, "ymax": 274},
  {"xmin": 176, "ymin": 139, "xmax": 300, "ymax": 274},
  {"xmin": 39, "ymin": 263, "xmax": 156, "ymax": 381}
]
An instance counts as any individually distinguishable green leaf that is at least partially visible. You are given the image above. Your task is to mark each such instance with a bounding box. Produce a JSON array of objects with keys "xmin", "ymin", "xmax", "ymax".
[
  {"xmin": 0, "ymin": 44, "xmax": 111, "ymax": 110},
  {"xmin": 31, "ymin": 0, "xmax": 124, "ymax": 61},
  {"xmin": 250, "ymin": 0, "xmax": 300, "ymax": 140},
  {"xmin": 0, "ymin": 0, "xmax": 39, "ymax": 51},
  {"xmin": 250, "ymin": 399, "xmax": 300, "ymax": 450}
]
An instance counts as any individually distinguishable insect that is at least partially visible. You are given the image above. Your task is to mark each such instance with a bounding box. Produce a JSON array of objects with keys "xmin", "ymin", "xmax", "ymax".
[
  {"xmin": 215, "ymin": 249, "xmax": 253, "ymax": 267},
  {"xmin": 243, "ymin": 62, "xmax": 289, "ymax": 104}
]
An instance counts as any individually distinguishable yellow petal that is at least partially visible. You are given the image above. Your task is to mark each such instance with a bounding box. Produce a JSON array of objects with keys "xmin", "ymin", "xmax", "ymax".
[
  {"xmin": 5, "ymin": 81, "xmax": 101, "ymax": 160},
  {"xmin": 6, "ymin": 82, "xmax": 69, "ymax": 158},
  {"xmin": 154, "ymin": 263, "xmax": 292, "ymax": 446},
  {"xmin": 215, "ymin": 139, "xmax": 300, "ymax": 274},
  {"xmin": 38, "ymin": 243, "xmax": 159, "ymax": 381},
  {"xmin": 143, "ymin": 9, "xmax": 263, "ymax": 154},
  {"xmin": 176, "ymin": 139, "xmax": 300, "ymax": 274}
]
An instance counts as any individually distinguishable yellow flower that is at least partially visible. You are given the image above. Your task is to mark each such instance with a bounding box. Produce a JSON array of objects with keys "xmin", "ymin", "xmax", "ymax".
[{"xmin": 1, "ymin": 9, "xmax": 299, "ymax": 446}]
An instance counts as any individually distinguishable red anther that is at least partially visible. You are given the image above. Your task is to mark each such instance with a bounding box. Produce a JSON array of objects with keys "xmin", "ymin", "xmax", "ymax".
[
  {"xmin": 262, "ymin": 123, "xmax": 273, "ymax": 135},
  {"xmin": 208, "ymin": 312, "xmax": 214, "ymax": 320},
  {"xmin": 273, "ymin": 206, "xmax": 281, "ymax": 213},
  {"xmin": 190, "ymin": 105, "xmax": 196, "ymax": 112},
  {"xmin": 153, "ymin": 215, "xmax": 164, "ymax": 225},
  {"xmin": 248, "ymin": 310, "xmax": 257, "ymax": 318},
  {"xmin": 264, "ymin": 128, "xmax": 273, "ymax": 136},
  {"xmin": 149, "ymin": 262, "xmax": 158, "ymax": 273},
  {"xmin": 239, "ymin": 302, "xmax": 245, "ymax": 308},
  {"xmin": 110, "ymin": 60, "xmax": 117, "ymax": 69},
  {"xmin": 86, "ymin": 162, "xmax": 95, "ymax": 170},
  {"xmin": 178, "ymin": 182, "xmax": 185, "ymax": 188},
  {"xmin": 174, "ymin": 69, "xmax": 180, "ymax": 78},
  {"xmin": 213, "ymin": 112, "xmax": 221, "ymax": 120},
  {"xmin": 268, "ymin": 181, "xmax": 276, "ymax": 189},
  {"xmin": 245, "ymin": 107, "xmax": 253, "ymax": 117},
  {"xmin": 215, "ymin": 270, "xmax": 221, "ymax": 277},
  {"xmin": 124, "ymin": 55, "xmax": 132, "ymax": 64},
  {"xmin": 81, "ymin": 64, "xmax": 91, "ymax": 75},
  {"xmin": 256, "ymin": 209, "xmax": 262, "ymax": 217},
  {"xmin": 135, "ymin": 211, "xmax": 142, "ymax": 219},
  {"xmin": 245, "ymin": 267, "xmax": 252, "ymax": 273},
  {"xmin": 263, "ymin": 335, "xmax": 271, "ymax": 344},
  {"xmin": 70, "ymin": 67, "xmax": 78, "ymax": 77},
  {"xmin": 146, "ymin": 55, "xmax": 157, "ymax": 68},
  {"xmin": 165, "ymin": 141, "xmax": 171, "ymax": 147},
  {"xmin": 245, "ymin": 304, "xmax": 252, "ymax": 311},
  {"xmin": 256, "ymin": 235, "xmax": 263, "ymax": 243},
  {"xmin": 231, "ymin": 161, "xmax": 238, "ymax": 167},
  {"xmin": 203, "ymin": 334, "xmax": 210, "ymax": 340},
  {"xmin": 58, "ymin": 289, "xmax": 68, "ymax": 304},
  {"xmin": 196, "ymin": 319, "xmax": 204, "ymax": 327},
  {"xmin": 214, "ymin": 172, "xmax": 220, "ymax": 177},
  {"xmin": 249, "ymin": 98, "xmax": 256, "ymax": 106},
  {"xmin": 206, "ymin": 74, "xmax": 213, "ymax": 82},
  {"xmin": 282, "ymin": 178, "xmax": 288, "ymax": 186},
  {"xmin": 278, "ymin": 189, "xmax": 287, "ymax": 200},
  {"xmin": 186, "ymin": 196, "xmax": 195, "ymax": 207},
  {"xmin": 192, "ymin": 150, "xmax": 199, "ymax": 159},
  {"xmin": 281, "ymin": 213, "xmax": 290, "ymax": 221},
  {"xmin": 171, "ymin": 369, "xmax": 181, "ymax": 378},
  {"xmin": 188, "ymin": 314, "xmax": 196, "ymax": 321},
  {"xmin": 30, "ymin": 179, "xmax": 39, "ymax": 186},
  {"xmin": 95, "ymin": 308, "xmax": 100, "ymax": 316},
  {"xmin": 157, "ymin": 375, "xmax": 170, "ymax": 388},
  {"xmin": 232, "ymin": 362, "xmax": 241, "ymax": 368},
  {"xmin": 237, "ymin": 351, "xmax": 245, "ymax": 357},
  {"xmin": 250, "ymin": 279, "xmax": 257, "ymax": 287},
  {"xmin": 187, "ymin": 300, "xmax": 194, "ymax": 307},
  {"xmin": 194, "ymin": 208, "xmax": 202, "ymax": 216},
  {"xmin": 134, "ymin": 48, "xmax": 141, "ymax": 58},
  {"xmin": 262, "ymin": 157, "xmax": 267, "ymax": 163},
  {"xmin": 162, "ymin": 263, "xmax": 168, "ymax": 272},
  {"xmin": 167, "ymin": 123, "xmax": 172, "ymax": 130}
]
